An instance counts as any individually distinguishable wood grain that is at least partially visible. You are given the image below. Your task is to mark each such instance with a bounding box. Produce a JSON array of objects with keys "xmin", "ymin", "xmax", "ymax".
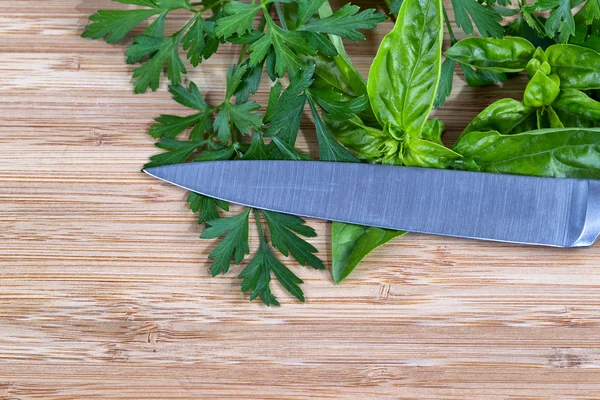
[{"xmin": 1, "ymin": 1, "xmax": 600, "ymax": 399}]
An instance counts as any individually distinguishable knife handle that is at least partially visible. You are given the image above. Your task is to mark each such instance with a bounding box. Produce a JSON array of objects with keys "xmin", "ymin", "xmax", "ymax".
[{"xmin": 572, "ymin": 180, "xmax": 600, "ymax": 247}]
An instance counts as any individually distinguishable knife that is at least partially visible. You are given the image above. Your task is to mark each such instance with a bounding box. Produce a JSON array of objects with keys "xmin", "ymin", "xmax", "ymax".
[{"xmin": 144, "ymin": 161, "xmax": 600, "ymax": 248}]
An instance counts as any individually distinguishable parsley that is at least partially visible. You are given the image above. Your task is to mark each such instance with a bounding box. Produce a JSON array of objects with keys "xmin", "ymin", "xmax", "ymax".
[
  {"xmin": 528, "ymin": 0, "xmax": 576, "ymax": 42},
  {"xmin": 83, "ymin": 0, "xmax": 387, "ymax": 305},
  {"xmin": 450, "ymin": 0, "xmax": 504, "ymax": 37}
]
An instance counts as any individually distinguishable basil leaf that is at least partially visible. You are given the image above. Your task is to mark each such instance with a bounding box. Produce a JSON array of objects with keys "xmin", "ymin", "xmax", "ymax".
[
  {"xmin": 324, "ymin": 115, "xmax": 388, "ymax": 159},
  {"xmin": 421, "ymin": 118, "xmax": 446, "ymax": 145},
  {"xmin": 546, "ymin": 44, "xmax": 600, "ymax": 90},
  {"xmin": 453, "ymin": 128, "xmax": 600, "ymax": 178},
  {"xmin": 523, "ymin": 70, "xmax": 561, "ymax": 107},
  {"xmin": 404, "ymin": 138, "xmax": 463, "ymax": 169},
  {"xmin": 445, "ymin": 37, "xmax": 536, "ymax": 73},
  {"xmin": 331, "ymin": 222, "xmax": 406, "ymax": 284},
  {"xmin": 462, "ymin": 98, "xmax": 537, "ymax": 136},
  {"xmin": 367, "ymin": 0, "xmax": 443, "ymax": 136},
  {"xmin": 553, "ymin": 89, "xmax": 600, "ymax": 128}
]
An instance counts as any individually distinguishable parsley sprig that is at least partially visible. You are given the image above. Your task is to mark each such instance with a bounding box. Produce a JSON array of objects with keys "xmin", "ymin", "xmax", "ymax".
[{"xmin": 83, "ymin": 0, "xmax": 385, "ymax": 305}]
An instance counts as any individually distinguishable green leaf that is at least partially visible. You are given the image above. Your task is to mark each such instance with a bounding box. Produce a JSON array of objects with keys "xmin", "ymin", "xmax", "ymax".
[
  {"xmin": 450, "ymin": 0, "xmax": 504, "ymax": 37},
  {"xmin": 82, "ymin": 9, "xmax": 161, "ymax": 43},
  {"xmin": 187, "ymin": 192, "xmax": 229, "ymax": 225},
  {"xmin": 453, "ymin": 128, "xmax": 600, "ymax": 178},
  {"xmin": 421, "ymin": 118, "xmax": 446, "ymax": 145},
  {"xmin": 389, "ymin": 0, "xmax": 403, "ymax": 14},
  {"xmin": 404, "ymin": 138, "xmax": 463, "ymax": 169},
  {"xmin": 297, "ymin": 0, "xmax": 327, "ymax": 27},
  {"xmin": 462, "ymin": 98, "xmax": 537, "ymax": 136},
  {"xmin": 308, "ymin": 90, "xmax": 369, "ymax": 119},
  {"xmin": 434, "ymin": 58, "xmax": 456, "ymax": 108},
  {"xmin": 238, "ymin": 239, "xmax": 305, "ymax": 306},
  {"xmin": 579, "ymin": 0, "xmax": 600, "ymax": 24},
  {"xmin": 144, "ymin": 138, "xmax": 204, "ymax": 168},
  {"xmin": 214, "ymin": 101, "xmax": 262, "ymax": 143},
  {"xmin": 546, "ymin": 44, "xmax": 600, "ymax": 90},
  {"xmin": 183, "ymin": 17, "xmax": 212, "ymax": 67},
  {"xmin": 168, "ymin": 81, "xmax": 209, "ymax": 110},
  {"xmin": 317, "ymin": 3, "xmax": 369, "ymax": 96},
  {"xmin": 307, "ymin": 96, "xmax": 360, "ymax": 162},
  {"xmin": 445, "ymin": 37, "xmax": 535, "ymax": 73},
  {"xmin": 523, "ymin": 70, "xmax": 561, "ymax": 107},
  {"xmin": 148, "ymin": 113, "xmax": 208, "ymax": 139},
  {"xmin": 367, "ymin": 0, "xmax": 444, "ymax": 136},
  {"xmin": 215, "ymin": 1, "xmax": 262, "ymax": 39},
  {"xmin": 534, "ymin": 0, "xmax": 576, "ymax": 42},
  {"xmin": 298, "ymin": 4, "xmax": 387, "ymax": 41},
  {"xmin": 553, "ymin": 89, "xmax": 600, "ymax": 127},
  {"xmin": 332, "ymin": 222, "xmax": 406, "ymax": 284},
  {"xmin": 460, "ymin": 63, "xmax": 507, "ymax": 87},
  {"xmin": 82, "ymin": 0, "xmax": 193, "ymax": 43},
  {"xmin": 263, "ymin": 211, "xmax": 324, "ymax": 270},
  {"xmin": 324, "ymin": 115, "xmax": 389, "ymax": 160},
  {"xmin": 269, "ymin": 136, "xmax": 314, "ymax": 160},
  {"xmin": 242, "ymin": 132, "xmax": 271, "ymax": 160},
  {"xmin": 201, "ymin": 209, "xmax": 251, "ymax": 277},
  {"xmin": 128, "ymin": 35, "xmax": 186, "ymax": 93},
  {"xmin": 264, "ymin": 66, "xmax": 315, "ymax": 144},
  {"xmin": 249, "ymin": 24, "xmax": 312, "ymax": 77},
  {"xmin": 234, "ymin": 61, "xmax": 264, "ymax": 104}
]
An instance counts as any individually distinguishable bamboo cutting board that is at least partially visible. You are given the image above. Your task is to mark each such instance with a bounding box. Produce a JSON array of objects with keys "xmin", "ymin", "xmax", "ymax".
[{"xmin": 1, "ymin": 1, "xmax": 600, "ymax": 399}]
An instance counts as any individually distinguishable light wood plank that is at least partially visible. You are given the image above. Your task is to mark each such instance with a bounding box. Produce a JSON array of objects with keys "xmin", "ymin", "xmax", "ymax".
[{"xmin": 1, "ymin": 1, "xmax": 600, "ymax": 398}]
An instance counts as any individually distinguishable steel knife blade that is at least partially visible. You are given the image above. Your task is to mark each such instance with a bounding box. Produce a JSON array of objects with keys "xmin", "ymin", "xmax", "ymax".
[{"xmin": 144, "ymin": 161, "xmax": 600, "ymax": 248}]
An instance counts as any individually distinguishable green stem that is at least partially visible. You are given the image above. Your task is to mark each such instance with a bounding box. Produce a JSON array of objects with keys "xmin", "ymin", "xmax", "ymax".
[
  {"xmin": 196, "ymin": 0, "xmax": 229, "ymax": 14},
  {"xmin": 253, "ymin": 209, "xmax": 267, "ymax": 245},
  {"xmin": 442, "ymin": 7, "xmax": 457, "ymax": 46},
  {"xmin": 237, "ymin": 45, "xmax": 248, "ymax": 65},
  {"xmin": 274, "ymin": 2, "xmax": 288, "ymax": 30}
]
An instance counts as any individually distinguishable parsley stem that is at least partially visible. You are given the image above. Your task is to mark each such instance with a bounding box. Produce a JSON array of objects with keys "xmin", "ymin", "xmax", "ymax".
[
  {"xmin": 196, "ymin": 0, "xmax": 229, "ymax": 14},
  {"xmin": 237, "ymin": 45, "xmax": 248, "ymax": 66},
  {"xmin": 274, "ymin": 2, "xmax": 288, "ymax": 31},
  {"xmin": 253, "ymin": 209, "xmax": 267, "ymax": 245},
  {"xmin": 442, "ymin": 7, "xmax": 457, "ymax": 46}
]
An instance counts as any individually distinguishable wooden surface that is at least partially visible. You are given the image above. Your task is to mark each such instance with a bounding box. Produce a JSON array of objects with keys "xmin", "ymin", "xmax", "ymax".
[{"xmin": 2, "ymin": 1, "xmax": 600, "ymax": 399}]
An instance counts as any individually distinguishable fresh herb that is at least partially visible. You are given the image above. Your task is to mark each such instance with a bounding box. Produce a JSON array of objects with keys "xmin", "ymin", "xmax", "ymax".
[
  {"xmin": 83, "ymin": 0, "xmax": 386, "ymax": 305},
  {"xmin": 325, "ymin": 0, "xmax": 600, "ymax": 283},
  {"xmin": 84, "ymin": 0, "xmax": 600, "ymax": 302}
]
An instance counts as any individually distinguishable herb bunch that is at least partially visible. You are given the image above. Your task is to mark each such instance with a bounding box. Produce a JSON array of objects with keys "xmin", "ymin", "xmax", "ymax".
[
  {"xmin": 83, "ymin": 0, "xmax": 386, "ymax": 305},
  {"xmin": 83, "ymin": 0, "xmax": 600, "ymax": 305}
]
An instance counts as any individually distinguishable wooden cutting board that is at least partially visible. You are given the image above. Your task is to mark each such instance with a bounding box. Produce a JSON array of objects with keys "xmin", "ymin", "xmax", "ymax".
[{"xmin": 1, "ymin": 1, "xmax": 600, "ymax": 398}]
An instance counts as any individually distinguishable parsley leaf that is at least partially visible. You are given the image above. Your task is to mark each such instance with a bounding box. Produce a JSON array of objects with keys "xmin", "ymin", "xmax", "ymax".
[
  {"xmin": 533, "ymin": 0, "xmax": 576, "ymax": 42},
  {"xmin": 144, "ymin": 138, "xmax": 204, "ymax": 168},
  {"xmin": 201, "ymin": 209, "xmax": 251, "ymax": 277},
  {"xmin": 149, "ymin": 113, "xmax": 209, "ymax": 139},
  {"xmin": 263, "ymin": 65, "xmax": 315, "ymax": 144},
  {"xmin": 239, "ymin": 211, "xmax": 305, "ymax": 306},
  {"xmin": 263, "ymin": 211, "xmax": 324, "ymax": 270},
  {"xmin": 82, "ymin": 0, "xmax": 193, "ymax": 43},
  {"xmin": 297, "ymin": 0, "xmax": 327, "ymax": 27},
  {"xmin": 307, "ymin": 95, "xmax": 360, "ymax": 162},
  {"xmin": 450, "ymin": 0, "xmax": 504, "ymax": 37},
  {"xmin": 214, "ymin": 101, "xmax": 262, "ymax": 143},
  {"xmin": 127, "ymin": 34, "xmax": 187, "ymax": 93},
  {"xmin": 434, "ymin": 58, "xmax": 456, "ymax": 108},
  {"xmin": 215, "ymin": 1, "xmax": 262, "ymax": 39},
  {"xmin": 183, "ymin": 17, "xmax": 216, "ymax": 67},
  {"xmin": 187, "ymin": 192, "xmax": 229, "ymax": 225},
  {"xmin": 148, "ymin": 82, "xmax": 212, "ymax": 139},
  {"xmin": 579, "ymin": 0, "xmax": 600, "ymax": 25},
  {"xmin": 298, "ymin": 4, "xmax": 387, "ymax": 41},
  {"xmin": 249, "ymin": 24, "xmax": 314, "ymax": 77}
]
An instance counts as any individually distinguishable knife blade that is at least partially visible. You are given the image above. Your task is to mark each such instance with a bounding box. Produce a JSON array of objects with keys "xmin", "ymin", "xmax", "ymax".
[{"xmin": 144, "ymin": 161, "xmax": 600, "ymax": 248}]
